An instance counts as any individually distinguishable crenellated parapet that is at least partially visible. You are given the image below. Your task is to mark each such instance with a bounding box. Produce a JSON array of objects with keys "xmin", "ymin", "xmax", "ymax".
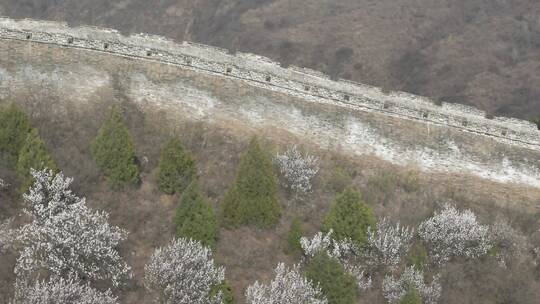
[{"xmin": 0, "ymin": 17, "xmax": 539, "ymax": 150}]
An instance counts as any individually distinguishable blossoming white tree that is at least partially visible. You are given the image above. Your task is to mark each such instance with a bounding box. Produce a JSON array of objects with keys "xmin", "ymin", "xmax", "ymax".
[
  {"xmin": 12, "ymin": 277, "xmax": 118, "ymax": 304},
  {"xmin": 0, "ymin": 218, "xmax": 14, "ymax": 253},
  {"xmin": 366, "ymin": 218, "xmax": 414, "ymax": 267},
  {"xmin": 15, "ymin": 169, "xmax": 131, "ymax": 287},
  {"xmin": 300, "ymin": 231, "xmax": 372, "ymax": 290},
  {"xmin": 246, "ymin": 263, "xmax": 327, "ymax": 304},
  {"xmin": 418, "ymin": 204, "xmax": 491, "ymax": 264},
  {"xmin": 274, "ymin": 145, "xmax": 319, "ymax": 196},
  {"xmin": 144, "ymin": 238, "xmax": 225, "ymax": 304},
  {"xmin": 382, "ymin": 266, "xmax": 441, "ymax": 304},
  {"xmin": 0, "ymin": 178, "xmax": 9, "ymax": 190}
]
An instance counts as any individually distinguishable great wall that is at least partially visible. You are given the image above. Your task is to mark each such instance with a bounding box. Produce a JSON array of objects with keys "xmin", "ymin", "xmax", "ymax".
[{"xmin": 0, "ymin": 18, "xmax": 539, "ymax": 187}]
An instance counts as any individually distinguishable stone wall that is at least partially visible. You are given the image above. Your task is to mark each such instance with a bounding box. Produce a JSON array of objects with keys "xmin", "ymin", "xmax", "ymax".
[{"xmin": 0, "ymin": 17, "xmax": 539, "ymax": 152}]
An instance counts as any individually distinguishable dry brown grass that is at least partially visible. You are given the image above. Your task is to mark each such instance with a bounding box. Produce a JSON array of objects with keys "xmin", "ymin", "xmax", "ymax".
[{"xmin": 0, "ymin": 97, "xmax": 539, "ymax": 303}]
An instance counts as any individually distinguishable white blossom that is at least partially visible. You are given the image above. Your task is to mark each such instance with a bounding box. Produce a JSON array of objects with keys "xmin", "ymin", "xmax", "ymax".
[
  {"xmin": 15, "ymin": 169, "xmax": 131, "ymax": 287},
  {"xmin": 366, "ymin": 218, "xmax": 414, "ymax": 266},
  {"xmin": 12, "ymin": 277, "xmax": 118, "ymax": 304},
  {"xmin": 300, "ymin": 230, "xmax": 357, "ymax": 261},
  {"xmin": 418, "ymin": 204, "xmax": 491, "ymax": 264},
  {"xmin": 382, "ymin": 266, "xmax": 441, "ymax": 304},
  {"xmin": 0, "ymin": 178, "xmax": 9, "ymax": 190},
  {"xmin": 246, "ymin": 263, "xmax": 327, "ymax": 304},
  {"xmin": 144, "ymin": 238, "xmax": 225, "ymax": 304},
  {"xmin": 300, "ymin": 231, "xmax": 371, "ymax": 290},
  {"xmin": 0, "ymin": 218, "xmax": 14, "ymax": 253},
  {"xmin": 274, "ymin": 145, "xmax": 319, "ymax": 196}
]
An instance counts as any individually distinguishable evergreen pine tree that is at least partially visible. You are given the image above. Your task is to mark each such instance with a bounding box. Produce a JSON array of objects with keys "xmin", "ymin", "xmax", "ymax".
[
  {"xmin": 220, "ymin": 137, "xmax": 281, "ymax": 228},
  {"xmin": 90, "ymin": 106, "xmax": 139, "ymax": 188},
  {"xmin": 285, "ymin": 217, "xmax": 303, "ymax": 256},
  {"xmin": 322, "ymin": 187, "xmax": 376, "ymax": 246},
  {"xmin": 16, "ymin": 128, "xmax": 57, "ymax": 192},
  {"xmin": 175, "ymin": 181, "xmax": 218, "ymax": 248},
  {"xmin": 400, "ymin": 285, "xmax": 422, "ymax": 304},
  {"xmin": 210, "ymin": 280, "xmax": 235, "ymax": 304},
  {"xmin": 304, "ymin": 252, "xmax": 357, "ymax": 304},
  {"xmin": 157, "ymin": 137, "xmax": 195, "ymax": 194},
  {"xmin": 0, "ymin": 103, "xmax": 32, "ymax": 167}
]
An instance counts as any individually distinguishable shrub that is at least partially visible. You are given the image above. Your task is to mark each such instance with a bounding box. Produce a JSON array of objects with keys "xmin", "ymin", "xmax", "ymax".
[
  {"xmin": 418, "ymin": 204, "xmax": 491, "ymax": 264},
  {"xmin": 274, "ymin": 145, "xmax": 319, "ymax": 197},
  {"xmin": 90, "ymin": 107, "xmax": 139, "ymax": 188},
  {"xmin": 285, "ymin": 217, "xmax": 303, "ymax": 256},
  {"xmin": 322, "ymin": 187, "xmax": 376, "ymax": 246},
  {"xmin": 157, "ymin": 137, "xmax": 196, "ymax": 194},
  {"xmin": 304, "ymin": 252, "xmax": 357, "ymax": 304},
  {"xmin": 220, "ymin": 137, "xmax": 281, "ymax": 228},
  {"xmin": 16, "ymin": 128, "xmax": 57, "ymax": 192},
  {"xmin": 400, "ymin": 286, "xmax": 422, "ymax": 304},
  {"xmin": 0, "ymin": 103, "xmax": 32, "ymax": 167},
  {"xmin": 210, "ymin": 280, "xmax": 234, "ymax": 304},
  {"xmin": 382, "ymin": 266, "xmax": 441, "ymax": 304},
  {"xmin": 325, "ymin": 166, "xmax": 352, "ymax": 193},
  {"xmin": 366, "ymin": 218, "xmax": 414, "ymax": 266},
  {"xmin": 407, "ymin": 242, "xmax": 428, "ymax": 270},
  {"xmin": 175, "ymin": 182, "xmax": 218, "ymax": 248},
  {"xmin": 246, "ymin": 263, "xmax": 327, "ymax": 304}
]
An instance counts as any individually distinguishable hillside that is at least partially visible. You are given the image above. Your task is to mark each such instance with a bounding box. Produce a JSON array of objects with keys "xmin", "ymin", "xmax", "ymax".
[
  {"xmin": 1, "ymin": 2, "xmax": 540, "ymax": 304},
  {"xmin": 1, "ymin": 0, "xmax": 540, "ymax": 120}
]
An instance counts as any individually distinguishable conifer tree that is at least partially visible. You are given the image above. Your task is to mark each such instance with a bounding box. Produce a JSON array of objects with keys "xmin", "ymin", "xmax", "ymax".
[
  {"xmin": 221, "ymin": 137, "xmax": 281, "ymax": 228},
  {"xmin": 175, "ymin": 182, "xmax": 218, "ymax": 248},
  {"xmin": 400, "ymin": 285, "xmax": 422, "ymax": 304},
  {"xmin": 322, "ymin": 187, "xmax": 375, "ymax": 246},
  {"xmin": 16, "ymin": 128, "xmax": 57, "ymax": 192},
  {"xmin": 285, "ymin": 217, "xmax": 303, "ymax": 256},
  {"xmin": 0, "ymin": 103, "xmax": 32, "ymax": 167},
  {"xmin": 157, "ymin": 137, "xmax": 196, "ymax": 194},
  {"xmin": 210, "ymin": 280, "xmax": 235, "ymax": 304},
  {"xmin": 304, "ymin": 252, "xmax": 357, "ymax": 304},
  {"xmin": 90, "ymin": 107, "xmax": 139, "ymax": 188}
]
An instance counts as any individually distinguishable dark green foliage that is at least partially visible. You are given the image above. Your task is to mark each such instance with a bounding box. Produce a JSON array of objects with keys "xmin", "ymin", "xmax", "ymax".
[
  {"xmin": 210, "ymin": 280, "xmax": 235, "ymax": 304},
  {"xmin": 90, "ymin": 107, "xmax": 139, "ymax": 188},
  {"xmin": 407, "ymin": 242, "xmax": 428, "ymax": 270},
  {"xmin": 304, "ymin": 252, "xmax": 357, "ymax": 304},
  {"xmin": 157, "ymin": 137, "xmax": 196, "ymax": 194},
  {"xmin": 400, "ymin": 285, "xmax": 422, "ymax": 304},
  {"xmin": 531, "ymin": 117, "xmax": 540, "ymax": 130},
  {"xmin": 175, "ymin": 182, "xmax": 218, "ymax": 248},
  {"xmin": 285, "ymin": 217, "xmax": 303, "ymax": 256},
  {"xmin": 0, "ymin": 104, "xmax": 32, "ymax": 167},
  {"xmin": 16, "ymin": 128, "xmax": 57, "ymax": 192},
  {"xmin": 220, "ymin": 137, "xmax": 281, "ymax": 228},
  {"xmin": 322, "ymin": 187, "xmax": 376, "ymax": 246}
]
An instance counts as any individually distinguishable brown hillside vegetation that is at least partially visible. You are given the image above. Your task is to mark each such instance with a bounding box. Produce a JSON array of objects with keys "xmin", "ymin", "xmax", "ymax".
[
  {"xmin": 0, "ymin": 97, "xmax": 539, "ymax": 303},
  {"xmin": 1, "ymin": 0, "xmax": 540, "ymax": 120}
]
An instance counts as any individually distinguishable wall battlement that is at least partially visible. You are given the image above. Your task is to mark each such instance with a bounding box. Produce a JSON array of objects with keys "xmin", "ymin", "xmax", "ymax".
[{"xmin": 0, "ymin": 17, "xmax": 539, "ymax": 151}]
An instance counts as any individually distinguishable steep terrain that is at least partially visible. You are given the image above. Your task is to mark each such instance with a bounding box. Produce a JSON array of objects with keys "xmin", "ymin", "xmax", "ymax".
[{"xmin": 1, "ymin": 0, "xmax": 540, "ymax": 120}]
